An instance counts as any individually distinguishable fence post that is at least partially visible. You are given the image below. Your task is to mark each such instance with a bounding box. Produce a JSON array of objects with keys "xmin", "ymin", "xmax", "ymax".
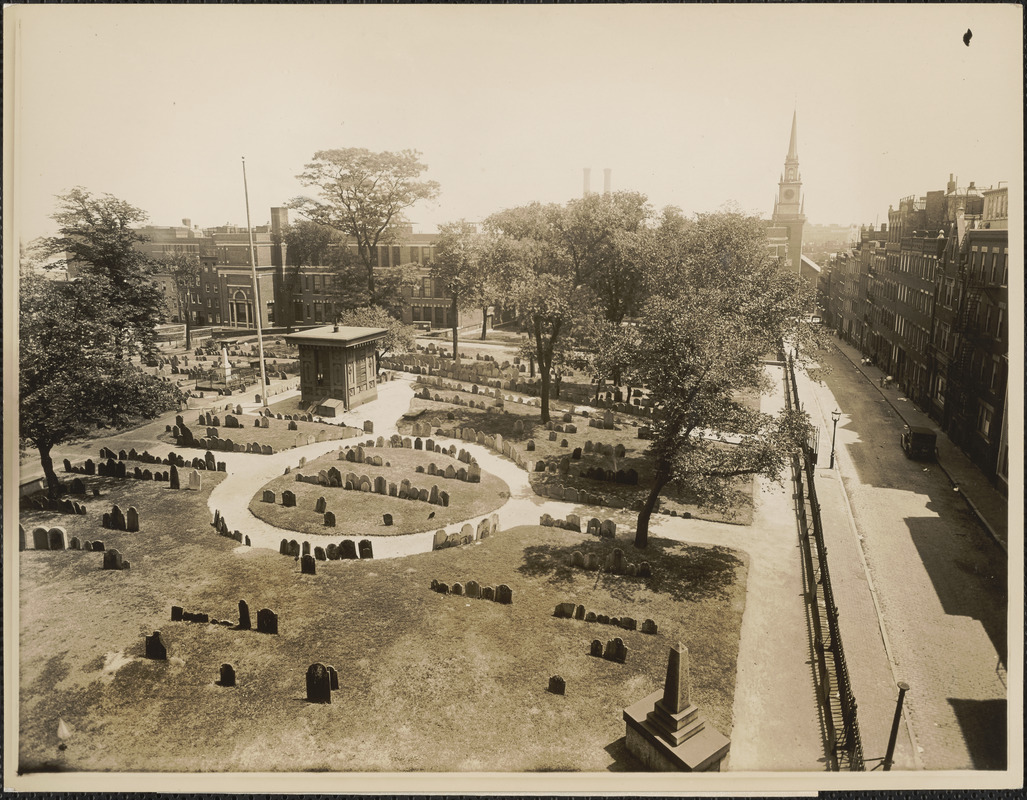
[{"xmin": 883, "ymin": 682, "xmax": 909, "ymax": 771}]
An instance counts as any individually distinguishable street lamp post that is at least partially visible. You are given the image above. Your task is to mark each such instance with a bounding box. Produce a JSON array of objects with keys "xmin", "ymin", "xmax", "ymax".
[{"xmin": 829, "ymin": 408, "xmax": 841, "ymax": 469}]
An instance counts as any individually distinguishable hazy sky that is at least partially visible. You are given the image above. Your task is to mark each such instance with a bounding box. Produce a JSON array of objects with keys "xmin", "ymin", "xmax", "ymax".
[{"xmin": 6, "ymin": 4, "xmax": 1022, "ymax": 241}]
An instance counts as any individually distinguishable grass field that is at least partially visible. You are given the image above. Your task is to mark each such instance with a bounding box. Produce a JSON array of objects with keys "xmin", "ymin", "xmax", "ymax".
[
  {"xmin": 247, "ymin": 447, "xmax": 511, "ymax": 537},
  {"xmin": 19, "ymin": 493, "xmax": 747, "ymax": 772},
  {"xmin": 399, "ymin": 384, "xmax": 754, "ymax": 524}
]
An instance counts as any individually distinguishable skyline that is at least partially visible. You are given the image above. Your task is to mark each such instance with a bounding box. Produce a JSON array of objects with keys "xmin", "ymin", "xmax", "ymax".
[{"xmin": 6, "ymin": 4, "xmax": 1022, "ymax": 241}]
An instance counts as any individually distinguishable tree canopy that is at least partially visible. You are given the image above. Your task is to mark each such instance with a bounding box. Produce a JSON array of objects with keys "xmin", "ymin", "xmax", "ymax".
[
  {"xmin": 20, "ymin": 270, "xmax": 180, "ymax": 497},
  {"xmin": 150, "ymin": 252, "xmax": 203, "ymax": 347},
  {"xmin": 338, "ymin": 305, "xmax": 417, "ymax": 374},
  {"xmin": 33, "ymin": 187, "xmax": 166, "ymax": 356},
  {"xmin": 291, "ymin": 148, "xmax": 441, "ymax": 295},
  {"xmin": 624, "ymin": 210, "xmax": 820, "ymax": 548}
]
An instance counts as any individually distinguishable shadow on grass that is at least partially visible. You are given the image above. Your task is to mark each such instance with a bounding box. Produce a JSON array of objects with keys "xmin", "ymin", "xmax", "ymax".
[
  {"xmin": 604, "ymin": 736, "xmax": 645, "ymax": 771},
  {"xmin": 517, "ymin": 535, "xmax": 744, "ymax": 604}
]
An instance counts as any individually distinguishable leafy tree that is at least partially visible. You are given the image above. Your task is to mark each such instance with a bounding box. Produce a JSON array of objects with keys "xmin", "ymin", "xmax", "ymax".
[
  {"xmin": 291, "ymin": 148, "xmax": 441, "ymax": 296},
  {"xmin": 150, "ymin": 252, "xmax": 203, "ymax": 348},
  {"xmin": 275, "ymin": 220, "xmax": 339, "ymax": 329},
  {"xmin": 20, "ymin": 271, "xmax": 180, "ymax": 498},
  {"xmin": 338, "ymin": 305, "xmax": 417, "ymax": 375},
  {"xmin": 33, "ymin": 187, "xmax": 166, "ymax": 357},
  {"xmin": 626, "ymin": 211, "xmax": 820, "ymax": 548},
  {"xmin": 431, "ymin": 220, "xmax": 479, "ymax": 360},
  {"xmin": 564, "ymin": 315, "xmax": 632, "ymax": 402},
  {"xmin": 487, "ymin": 203, "xmax": 586, "ymax": 423}
]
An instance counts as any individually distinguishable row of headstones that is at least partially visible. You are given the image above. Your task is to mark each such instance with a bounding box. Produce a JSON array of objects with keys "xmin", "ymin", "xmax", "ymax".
[
  {"xmin": 211, "ymin": 510, "xmax": 252, "ymax": 546},
  {"xmin": 102, "ymin": 504, "xmax": 140, "ymax": 532},
  {"xmin": 287, "ymin": 474, "xmax": 454, "ymax": 507},
  {"xmin": 97, "ymin": 446, "xmax": 187, "ymax": 468},
  {"xmin": 415, "ymin": 461, "xmax": 479, "ymax": 483},
  {"xmin": 178, "ymin": 430, "xmax": 277, "ymax": 454},
  {"xmin": 432, "ymin": 514, "xmax": 500, "ymax": 550},
  {"xmin": 415, "ymin": 387, "xmax": 496, "ymax": 413},
  {"xmin": 587, "ymin": 413, "xmax": 619, "ymax": 431},
  {"xmin": 100, "ymin": 440, "xmax": 226, "ymax": 475},
  {"xmin": 579, "ymin": 466, "xmax": 640, "ymax": 486},
  {"xmin": 535, "ymin": 481, "xmax": 634, "ymax": 509},
  {"xmin": 538, "ymin": 515, "xmax": 615, "ymax": 538},
  {"xmin": 554, "ymin": 603, "xmax": 659, "ymax": 634},
  {"xmin": 171, "ymin": 600, "xmax": 276, "ymax": 633},
  {"xmin": 280, "ymin": 538, "xmax": 373, "ymax": 561},
  {"xmin": 568, "ymin": 549, "xmax": 653, "ymax": 578},
  {"xmin": 22, "ymin": 493, "xmax": 89, "ymax": 514},
  {"xmin": 430, "ymin": 579, "xmax": 512, "ymax": 603}
]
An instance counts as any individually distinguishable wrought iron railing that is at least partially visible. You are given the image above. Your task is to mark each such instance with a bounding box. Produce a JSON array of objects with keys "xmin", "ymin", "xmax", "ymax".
[{"xmin": 785, "ymin": 354, "xmax": 866, "ymax": 771}]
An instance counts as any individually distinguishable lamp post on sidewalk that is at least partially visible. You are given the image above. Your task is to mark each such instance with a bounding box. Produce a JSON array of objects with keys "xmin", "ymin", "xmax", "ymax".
[
  {"xmin": 829, "ymin": 408, "xmax": 841, "ymax": 469},
  {"xmin": 883, "ymin": 681, "xmax": 910, "ymax": 771}
]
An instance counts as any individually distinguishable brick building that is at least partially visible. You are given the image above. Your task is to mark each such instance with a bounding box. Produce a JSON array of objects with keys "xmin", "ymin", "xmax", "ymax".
[{"xmin": 820, "ymin": 177, "xmax": 1009, "ymax": 490}]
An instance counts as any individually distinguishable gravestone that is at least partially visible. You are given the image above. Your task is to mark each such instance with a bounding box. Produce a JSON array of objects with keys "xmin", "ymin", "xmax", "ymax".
[
  {"xmin": 465, "ymin": 580, "xmax": 481, "ymax": 599},
  {"xmin": 189, "ymin": 470, "xmax": 202, "ymax": 490},
  {"xmin": 263, "ymin": 490, "xmax": 276, "ymax": 503},
  {"xmin": 383, "ymin": 514, "xmax": 393, "ymax": 527},
  {"xmin": 327, "ymin": 665, "xmax": 339, "ymax": 691},
  {"xmin": 218, "ymin": 663, "xmax": 237, "ymax": 687},
  {"xmin": 314, "ymin": 546, "xmax": 326, "ymax": 561},
  {"xmin": 302, "ymin": 541, "xmax": 311, "ymax": 557},
  {"xmin": 326, "ymin": 543, "xmax": 340, "ymax": 560},
  {"xmin": 340, "ymin": 540, "xmax": 358, "ymax": 559},
  {"xmin": 496, "ymin": 584, "xmax": 513, "ymax": 605},
  {"xmin": 548, "ymin": 675, "xmax": 566, "ymax": 695},
  {"xmin": 591, "ymin": 639, "xmax": 604, "ymax": 657},
  {"xmin": 32, "ymin": 527, "xmax": 49, "ymax": 550},
  {"xmin": 238, "ymin": 600, "xmax": 251, "ymax": 630},
  {"xmin": 256, "ymin": 608, "xmax": 278, "ymax": 634},
  {"xmin": 601, "ymin": 519, "xmax": 616, "ymax": 538},
  {"xmin": 306, "ymin": 663, "xmax": 332, "ymax": 704},
  {"xmin": 171, "ymin": 606, "xmax": 184, "ymax": 621},
  {"xmin": 574, "ymin": 604, "xmax": 586, "ymax": 620},
  {"xmin": 641, "ymin": 619, "xmax": 658, "ymax": 635},
  {"xmin": 92, "ymin": 541, "xmax": 105, "ymax": 551},
  {"xmin": 144, "ymin": 631, "xmax": 168, "ymax": 660},
  {"xmin": 315, "ymin": 496, "xmax": 327, "ymax": 514},
  {"xmin": 110, "ymin": 505, "xmax": 126, "ymax": 531},
  {"xmin": 555, "ymin": 602, "xmax": 575, "ymax": 618},
  {"xmin": 69, "ymin": 536, "xmax": 81, "ymax": 550},
  {"xmin": 324, "ymin": 511, "xmax": 336, "ymax": 527},
  {"xmin": 358, "ymin": 539, "xmax": 373, "ymax": 559},
  {"xmin": 126, "ymin": 507, "xmax": 139, "ymax": 532},
  {"xmin": 47, "ymin": 527, "xmax": 67, "ymax": 551},
  {"xmin": 282, "ymin": 490, "xmax": 296, "ymax": 507},
  {"xmin": 452, "ymin": 582, "xmax": 464, "ymax": 596},
  {"xmin": 571, "ymin": 551, "xmax": 585, "ymax": 568},
  {"xmin": 102, "ymin": 549, "xmax": 125, "ymax": 570},
  {"xmin": 611, "ymin": 548, "xmax": 626, "ymax": 574}
]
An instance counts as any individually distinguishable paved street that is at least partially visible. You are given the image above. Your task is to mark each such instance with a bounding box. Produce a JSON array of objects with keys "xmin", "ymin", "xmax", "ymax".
[{"xmin": 794, "ymin": 342, "xmax": 1008, "ymax": 770}]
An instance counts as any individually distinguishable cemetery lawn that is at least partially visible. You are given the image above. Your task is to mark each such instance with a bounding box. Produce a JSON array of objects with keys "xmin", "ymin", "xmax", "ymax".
[
  {"xmin": 18, "ymin": 516, "xmax": 747, "ymax": 772},
  {"xmin": 158, "ymin": 414, "xmax": 360, "ymax": 454},
  {"xmin": 399, "ymin": 384, "xmax": 754, "ymax": 525},
  {"xmin": 248, "ymin": 447, "xmax": 510, "ymax": 537}
]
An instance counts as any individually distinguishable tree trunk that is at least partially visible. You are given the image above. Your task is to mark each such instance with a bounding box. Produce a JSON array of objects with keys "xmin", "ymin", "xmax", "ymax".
[
  {"xmin": 451, "ymin": 296, "xmax": 459, "ymax": 361},
  {"xmin": 481, "ymin": 307, "xmax": 489, "ymax": 340},
  {"xmin": 529, "ymin": 355, "xmax": 535, "ymax": 378},
  {"xmin": 634, "ymin": 464, "xmax": 671, "ymax": 549},
  {"xmin": 185, "ymin": 311, "xmax": 192, "ymax": 350},
  {"xmin": 539, "ymin": 366, "xmax": 551, "ymax": 424},
  {"xmin": 38, "ymin": 442, "xmax": 61, "ymax": 500}
]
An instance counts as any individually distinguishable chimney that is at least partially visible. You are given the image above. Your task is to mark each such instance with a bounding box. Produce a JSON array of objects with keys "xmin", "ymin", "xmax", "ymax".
[
  {"xmin": 947, "ymin": 174, "xmax": 957, "ymax": 194},
  {"xmin": 583, "ymin": 168, "xmax": 591, "ymax": 197},
  {"xmin": 182, "ymin": 218, "xmax": 191, "ymax": 229},
  {"xmin": 603, "ymin": 168, "xmax": 611, "ymax": 195}
]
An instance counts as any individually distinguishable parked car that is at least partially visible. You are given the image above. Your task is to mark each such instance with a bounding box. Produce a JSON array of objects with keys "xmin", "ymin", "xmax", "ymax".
[{"xmin": 900, "ymin": 424, "xmax": 938, "ymax": 460}]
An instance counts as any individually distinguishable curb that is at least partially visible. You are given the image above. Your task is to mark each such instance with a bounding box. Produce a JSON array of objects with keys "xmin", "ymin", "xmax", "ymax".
[{"xmin": 830, "ymin": 340, "xmax": 1006, "ymax": 555}]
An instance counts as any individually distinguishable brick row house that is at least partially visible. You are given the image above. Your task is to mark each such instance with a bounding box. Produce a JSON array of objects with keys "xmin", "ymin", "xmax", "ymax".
[{"xmin": 819, "ymin": 177, "xmax": 1009, "ymax": 492}]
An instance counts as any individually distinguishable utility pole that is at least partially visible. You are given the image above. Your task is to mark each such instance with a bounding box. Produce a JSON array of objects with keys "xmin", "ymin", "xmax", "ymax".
[{"xmin": 242, "ymin": 156, "xmax": 268, "ymax": 408}]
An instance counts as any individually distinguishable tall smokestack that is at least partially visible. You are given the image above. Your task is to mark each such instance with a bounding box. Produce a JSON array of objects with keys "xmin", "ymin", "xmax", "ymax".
[
  {"xmin": 583, "ymin": 168, "xmax": 591, "ymax": 197},
  {"xmin": 603, "ymin": 168, "xmax": 611, "ymax": 195}
]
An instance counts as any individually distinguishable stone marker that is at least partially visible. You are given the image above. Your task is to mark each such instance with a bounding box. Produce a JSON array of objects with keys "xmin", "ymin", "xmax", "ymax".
[
  {"xmin": 218, "ymin": 663, "xmax": 236, "ymax": 687},
  {"xmin": 327, "ymin": 665, "xmax": 339, "ymax": 690},
  {"xmin": 189, "ymin": 470, "xmax": 202, "ymax": 490},
  {"xmin": 102, "ymin": 549, "xmax": 125, "ymax": 570},
  {"xmin": 324, "ymin": 511, "xmax": 336, "ymax": 527},
  {"xmin": 144, "ymin": 630, "xmax": 168, "ymax": 660},
  {"xmin": 641, "ymin": 618, "xmax": 658, "ymax": 635},
  {"xmin": 548, "ymin": 675, "xmax": 566, "ymax": 695},
  {"xmin": 32, "ymin": 527, "xmax": 49, "ymax": 550},
  {"xmin": 126, "ymin": 507, "xmax": 139, "ymax": 532},
  {"xmin": 301, "ymin": 554, "xmax": 316, "ymax": 574},
  {"xmin": 383, "ymin": 513, "xmax": 393, "ymax": 526},
  {"xmin": 496, "ymin": 584, "xmax": 513, "ymax": 605},
  {"xmin": 306, "ymin": 662, "xmax": 332, "ymax": 704},
  {"xmin": 256, "ymin": 608, "xmax": 278, "ymax": 634},
  {"xmin": 340, "ymin": 540, "xmax": 357, "ymax": 559},
  {"xmin": 48, "ymin": 527, "xmax": 67, "ymax": 551},
  {"xmin": 358, "ymin": 539, "xmax": 373, "ymax": 559},
  {"xmin": 554, "ymin": 602, "xmax": 575, "ymax": 618},
  {"xmin": 591, "ymin": 639, "xmax": 605, "ymax": 657},
  {"xmin": 238, "ymin": 600, "xmax": 251, "ymax": 629}
]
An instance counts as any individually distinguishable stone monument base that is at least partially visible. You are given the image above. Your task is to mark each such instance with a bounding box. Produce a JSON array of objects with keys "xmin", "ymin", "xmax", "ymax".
[{"xmin": 623, "ymin": 690, "xmax": 730, "ymax": 772}]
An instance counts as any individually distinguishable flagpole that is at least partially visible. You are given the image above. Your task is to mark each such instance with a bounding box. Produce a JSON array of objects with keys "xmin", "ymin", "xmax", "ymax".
[{"xmin": 242, "ymin": 156, "xmax": 269, "ymax": 409}]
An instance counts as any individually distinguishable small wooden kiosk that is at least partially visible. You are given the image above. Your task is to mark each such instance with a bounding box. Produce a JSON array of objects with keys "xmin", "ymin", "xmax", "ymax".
[{"xmin": 284, "ymin": 325, "xmax": 387, "ymax": 416}]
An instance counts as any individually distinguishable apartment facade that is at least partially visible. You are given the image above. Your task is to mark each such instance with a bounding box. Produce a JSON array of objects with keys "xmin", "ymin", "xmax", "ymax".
[{"xmin": 821, "ymin": 178, "xmax": 1008, "ymax": 490}]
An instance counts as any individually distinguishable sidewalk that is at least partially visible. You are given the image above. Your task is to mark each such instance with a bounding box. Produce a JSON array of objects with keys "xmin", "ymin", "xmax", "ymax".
[
  {"xmin": 791, "ymin": 365, "xmax": 917, "ymax": 771},
  {"xmin": 829, "ymin": 336, "xmax": 1008, "ymax": 553}
]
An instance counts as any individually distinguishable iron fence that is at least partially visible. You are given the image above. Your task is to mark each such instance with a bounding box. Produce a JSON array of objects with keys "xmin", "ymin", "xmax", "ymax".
[{"xmin": 785, "ymin": 354, "xmax": 865, "ymax": 771}]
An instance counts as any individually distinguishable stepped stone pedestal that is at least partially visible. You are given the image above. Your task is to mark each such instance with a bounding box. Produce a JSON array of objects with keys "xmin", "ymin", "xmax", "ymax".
[{"xmin": 623, "ymin": 643, "xmax": 730, "ymax": 772}]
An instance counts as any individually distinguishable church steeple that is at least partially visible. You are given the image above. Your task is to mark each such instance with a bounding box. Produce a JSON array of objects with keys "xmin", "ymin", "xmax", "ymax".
[{"xmin": 786, "ymin": 109, "xmax": 799, "ymax": 162}]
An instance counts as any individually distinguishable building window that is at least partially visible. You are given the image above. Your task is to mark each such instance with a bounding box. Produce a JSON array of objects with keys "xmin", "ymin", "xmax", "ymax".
[
  {"xmin": 294, "ymin": 301, "xmax": 303, "ymax": 322},
  {"xmin": 976, "ymin": 403, "xmax": 993, "ymax": 440}
]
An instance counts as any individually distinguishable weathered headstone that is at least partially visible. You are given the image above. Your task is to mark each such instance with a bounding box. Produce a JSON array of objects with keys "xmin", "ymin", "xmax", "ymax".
[
  {"xmin": 548, "ymin": 675, "xmax": 566, "ymax": 695},
  {"xmin": 305, "ymin": 662, "xmax": 332, "ymax": 704},
  {"xmin": 102, "ymin": 549, "xmax": 125, "ymax": 570},
  {"xmin": 591, "ymin": 639, "xmax": 604, "ymax": 657},
  {"xmin": 323, "ymin": 511, "xmax": 336, "ymax": 527},
  {"xmin": 496, "ymin": 584, "xmax": 513, "ymax": 605},
  {"xmin": 340, "ymin": 540, "xmax": 357, "ymax": 559},
  {"xmin": 358, "ymin": 539, "xmax": 373, "ymax": 559},
  {"xmin": 32, "ymin": 527, "xmax": 49, "ymax": 550},
  {"xmin": 218, "ymin": 663, "xmax": 237, "ymax": 687},
  {"xmin": 189, "ymin": 470, "xmax": 202, "ymax": 490},
  {"xmin": 47, "ymin": 527, "xmax": 67, "ymax": 551},
  {"xmin": 238, "ymin": 600, "xmax": 251, "ymax": 630},
  {"xmin": 256, "ymin": 608, "xmax": 278, "ymax": 634},
  {"xmin": 144, "ymin": 630, "xmax": 168, "ymax": 660},
  {"xmin": 126, "ymin": 507, "xmax": 139, "ymax": 532},
  {"xmin": 282, "ymin": 490, "xmax": 296, "ymax": 507}
]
